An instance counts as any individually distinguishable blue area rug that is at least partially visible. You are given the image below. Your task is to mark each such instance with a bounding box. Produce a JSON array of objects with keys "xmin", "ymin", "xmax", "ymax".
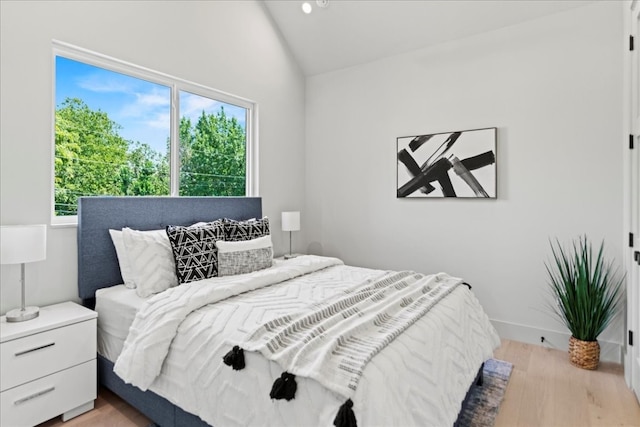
[{"xmin": 457, "ymin": 358, "xmax": 513, "ymax": 427}]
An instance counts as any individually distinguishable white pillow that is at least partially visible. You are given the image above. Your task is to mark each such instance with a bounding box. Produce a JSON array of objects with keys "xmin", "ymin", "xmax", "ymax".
[
  {"xmin": 216, "ymin": 234, "xmax": 272, "ymax": 253},
  {"xmin": 121, "ymin": 227, "xmax": 178, "ymax": 298},
  {"xmin": 216, "ymin": 235, "xmax": 273, "ymax": 276},
  {"xmin": 109, "ymin": 229, "xmax": 136, "ymax": 289}
]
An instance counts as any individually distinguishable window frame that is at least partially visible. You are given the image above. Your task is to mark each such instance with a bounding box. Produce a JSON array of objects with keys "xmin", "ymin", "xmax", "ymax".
[{"xmin": 51, "ymin": 40, "xmax": 258, "ymax": 226}]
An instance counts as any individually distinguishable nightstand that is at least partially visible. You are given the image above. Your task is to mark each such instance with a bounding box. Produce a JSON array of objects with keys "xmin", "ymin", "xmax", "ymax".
[{"xmin": 0, "ymin": 301, "xmax": 97, "ymax": 427}]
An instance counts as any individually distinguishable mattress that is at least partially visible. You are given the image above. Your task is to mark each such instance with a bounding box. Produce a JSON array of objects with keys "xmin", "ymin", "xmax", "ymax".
[
  {"xmin": 95, "ymin": 284, "xmax": 145, "ymax": 362},
  {"xmin": 111, "ymin": 256, "xmax": 500, "ymax": 427}
]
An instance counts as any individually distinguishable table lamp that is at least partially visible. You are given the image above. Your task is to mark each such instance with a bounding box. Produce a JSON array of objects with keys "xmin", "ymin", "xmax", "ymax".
[
  {"xmin": 281, "ymin": 211, "xmax": 300, "ymax": 259},
  {"xmin": 1, "ymin": 224, "xmax": 47, "ymax": 322}
]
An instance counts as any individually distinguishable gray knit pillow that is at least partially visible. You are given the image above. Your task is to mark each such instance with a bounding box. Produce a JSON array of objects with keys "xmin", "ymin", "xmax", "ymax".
[{"xmin": 216, "ymin": 235, "xmax": 273, "ymax": 276}]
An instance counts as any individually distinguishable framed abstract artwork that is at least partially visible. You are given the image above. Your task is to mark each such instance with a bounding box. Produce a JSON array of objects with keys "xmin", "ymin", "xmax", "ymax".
[{"xmin": 396, "ymin": 127, "xmax": 497, "ymax": 198}]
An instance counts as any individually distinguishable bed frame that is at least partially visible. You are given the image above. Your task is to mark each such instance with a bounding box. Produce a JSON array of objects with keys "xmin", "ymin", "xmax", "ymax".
[
  {"xmin": 78, "ymin": 196, "xmax": 262, "ymax": 427},
  {"xmin": 77, "ymin": 196, "xmax": 482, "ymax": 427}
]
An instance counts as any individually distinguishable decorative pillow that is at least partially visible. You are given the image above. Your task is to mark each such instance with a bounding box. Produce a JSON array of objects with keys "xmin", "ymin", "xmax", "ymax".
[
  {"xmin": 223, "ymin": 217, "xmax": 270, "ymax": 242},
  {"xmin": 216, "ymin": 235, "xmax": 273, "ymax": 276},
  {"xmin": 122, "ymin": 227, "xmax": 179, "ymax": 298},
  {"xmin": 166, "ymin": 221, "xmax": 226, "ymax": 284},
  {"xmin": 109, "ymin": 229, "xmax": 137, "ymax": 289}
]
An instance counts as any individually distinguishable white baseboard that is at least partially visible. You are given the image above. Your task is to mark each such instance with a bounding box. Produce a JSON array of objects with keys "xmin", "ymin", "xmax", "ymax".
[{"xmin": 491, "ymin": 319, "xmax": 623, "ymax": 364}]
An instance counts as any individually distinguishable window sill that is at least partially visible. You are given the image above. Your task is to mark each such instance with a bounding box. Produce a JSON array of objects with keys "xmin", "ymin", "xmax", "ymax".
[{"xmin": 50, "ymin": 216, "xmax": 78, "ymax": 228}]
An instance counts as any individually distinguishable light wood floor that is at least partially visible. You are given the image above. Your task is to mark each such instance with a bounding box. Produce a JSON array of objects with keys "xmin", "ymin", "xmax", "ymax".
[
  {"xmin": 493, "ymin": 340, "xmax": 640, "ymax": 427},
  {"xmin": 38, "ymin": 339, "xmax": 639, "ymax": 427}
]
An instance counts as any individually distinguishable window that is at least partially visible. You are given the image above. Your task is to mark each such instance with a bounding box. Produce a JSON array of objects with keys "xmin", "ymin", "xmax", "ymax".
[
  {"xmin": 178, "ymin": 91, "xmax": 248, "ymax": 196},
  {"xmin": 52, "ymin": 41, "xmax": 256, "ymax": 224}
]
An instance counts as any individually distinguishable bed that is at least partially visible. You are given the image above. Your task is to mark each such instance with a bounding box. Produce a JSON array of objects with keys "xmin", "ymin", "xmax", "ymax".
[{"xmin": 77, "ymin": 196, "xmax": 500, "ymax": 427}]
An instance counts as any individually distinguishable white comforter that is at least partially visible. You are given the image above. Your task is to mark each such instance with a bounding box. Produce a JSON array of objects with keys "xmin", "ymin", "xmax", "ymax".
[{"xmin": 114, "ymin": 255, "xmax": 500, "ymax": 427}]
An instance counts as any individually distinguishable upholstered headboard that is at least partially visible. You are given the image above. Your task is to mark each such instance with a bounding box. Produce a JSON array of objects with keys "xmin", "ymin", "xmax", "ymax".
[{"xmin": 77, "ymin": 196, "xmax": 262, "ymax": 306}]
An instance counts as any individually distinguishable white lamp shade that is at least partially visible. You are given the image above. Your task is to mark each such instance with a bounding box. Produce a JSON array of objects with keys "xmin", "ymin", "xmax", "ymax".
[
  {"xmin": 0, "ymin": 225, "xmax": 47, "ymax": 265},
  {"xmin": 281, "ymin": 212, "xmax": 300, "ymax": 232}
]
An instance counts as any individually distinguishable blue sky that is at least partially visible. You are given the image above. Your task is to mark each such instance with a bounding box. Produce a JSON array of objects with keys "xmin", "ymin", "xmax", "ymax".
[{"xmin": 55, "ymin": 56, "xmax": 246, "ymax": 154}]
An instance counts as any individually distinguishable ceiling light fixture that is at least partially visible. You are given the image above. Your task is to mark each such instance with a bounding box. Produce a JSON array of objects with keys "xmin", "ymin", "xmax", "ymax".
[{"xmin": 301, "ymin": 2, "xmax": 312, "ymax": 14}]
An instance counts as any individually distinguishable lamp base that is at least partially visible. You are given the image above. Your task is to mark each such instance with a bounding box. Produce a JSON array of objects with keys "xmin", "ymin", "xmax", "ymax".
[{"xmin": 6, "ymin": 306, "xmax": 39, "ymax": 322}]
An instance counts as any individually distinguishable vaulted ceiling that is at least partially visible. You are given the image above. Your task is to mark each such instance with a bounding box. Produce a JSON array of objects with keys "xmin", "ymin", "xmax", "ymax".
[{"xmin": 262, "ymin": 0, "xmax": 596, "ymax": 76}]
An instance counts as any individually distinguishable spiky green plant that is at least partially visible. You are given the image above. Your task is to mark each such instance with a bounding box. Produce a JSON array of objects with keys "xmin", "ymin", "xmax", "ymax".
[{"xmin": 545, "ymin": 236, "xmax": 624, "ymax": 342}]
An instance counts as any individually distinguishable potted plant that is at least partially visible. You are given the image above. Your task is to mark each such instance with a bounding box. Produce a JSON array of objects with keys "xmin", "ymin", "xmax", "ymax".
[{"xmin": 545, "ymin": 236, "xmax": 624, "ymax": 370}]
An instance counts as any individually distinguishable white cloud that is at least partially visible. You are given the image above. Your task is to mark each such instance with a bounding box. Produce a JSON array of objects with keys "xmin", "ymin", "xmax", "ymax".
[
  {"xmin": 181, "ymin": 93, "xmax": 220, "ymax": 119},
  {"xmin": 145, "ymin": 112, "xmax": 171, "ymax": 130},
  {"xmin": 120, "ymin": 87, "xmax": 170, "ymax": 119},
  {"xmin": 76, "ymin": 73, "xmax": 132, "ymax": 93},
  {"xmin": 179, "ymin": 93, "xmax": 247, "ymax": 129},
  {"xmin": 136, "ymin": 91, "xmax": 170, "ymax": 108}
]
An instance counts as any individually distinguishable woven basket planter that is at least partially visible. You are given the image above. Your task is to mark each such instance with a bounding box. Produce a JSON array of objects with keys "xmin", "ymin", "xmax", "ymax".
[{"xmin": 568, "ymin": 336, "xmax": 600, "ymax": 370}]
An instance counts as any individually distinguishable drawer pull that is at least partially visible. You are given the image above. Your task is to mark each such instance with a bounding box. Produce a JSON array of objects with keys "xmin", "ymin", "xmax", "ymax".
[
  {"xmin": 14, "ymin": 342, "xmax": 55, "ymax": 356},
  {"xmin": 14, "ymin": 386, "xmax": 55, "ymax": 405}
]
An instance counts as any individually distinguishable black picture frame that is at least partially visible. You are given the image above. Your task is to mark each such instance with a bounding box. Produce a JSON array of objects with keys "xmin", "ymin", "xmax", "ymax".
[{"xmin": 396, "ymin": 127, "xmax": 497, "ymax": 198}]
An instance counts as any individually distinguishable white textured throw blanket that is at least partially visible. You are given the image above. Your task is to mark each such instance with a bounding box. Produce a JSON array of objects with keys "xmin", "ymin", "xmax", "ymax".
[
  {"xmin": 241, "ymin": 270, "xmax": 462, "ymax": 399},
  {"xmin": 114, "ymin": 255, "xmax": 343, "ymax": 390}
]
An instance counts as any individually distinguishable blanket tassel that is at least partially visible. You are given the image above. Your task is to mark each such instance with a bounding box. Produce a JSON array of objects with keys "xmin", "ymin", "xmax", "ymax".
[
  {"xmin": 270, "ymin": 372, "xmax": 297, "ymax": 401},
  {"xmin": 333, "ymin": 399, "xmax": 357, "ymax": 427},
  {"xmin": 222, "ymin": 346, "xmax": 245, "ymax": 370}
]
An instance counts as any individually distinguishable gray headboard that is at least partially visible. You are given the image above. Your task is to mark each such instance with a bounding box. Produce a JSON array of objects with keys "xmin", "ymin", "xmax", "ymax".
[{"xmin": 77, "ymin": 196, "xmax": 262, "ymax": 306}]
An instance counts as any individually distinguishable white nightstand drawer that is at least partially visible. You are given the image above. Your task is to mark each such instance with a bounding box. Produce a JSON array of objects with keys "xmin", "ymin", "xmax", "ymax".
[
  {"xmin": 0, "ymin": 319, "xmax": 96, "ymax": 391},
  {"xmin": 0, "ymin": 359, "xmax": 96, "ymax": 427}
]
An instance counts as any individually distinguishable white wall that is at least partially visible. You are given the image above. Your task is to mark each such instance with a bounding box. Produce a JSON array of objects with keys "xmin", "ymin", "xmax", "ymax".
[
  {"xmin": 0, "ymin": 0, "xmax": 626, "ymax": 360},
  {"xmin": 0, "ymin": 1, "xmax": 306, "ymax": 313},
  {"xmin": 305, "ymin": 2, "xmax": 625, "ymax": 357}
]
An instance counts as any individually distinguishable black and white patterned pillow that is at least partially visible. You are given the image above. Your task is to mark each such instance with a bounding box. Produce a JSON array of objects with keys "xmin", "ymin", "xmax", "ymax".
[
  {"xmin": 166, "ymin": 221, "xmax": 225, "ymax": 284},
  {"xmin": 223, "ymin": 217, "xmax": 270, "ymax": 242}
]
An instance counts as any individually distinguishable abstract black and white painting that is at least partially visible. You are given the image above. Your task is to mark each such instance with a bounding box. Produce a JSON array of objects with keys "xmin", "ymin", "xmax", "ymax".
[{"xmin": 397, "ymin": 127, "xmax": 497, "ymax": 198}]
